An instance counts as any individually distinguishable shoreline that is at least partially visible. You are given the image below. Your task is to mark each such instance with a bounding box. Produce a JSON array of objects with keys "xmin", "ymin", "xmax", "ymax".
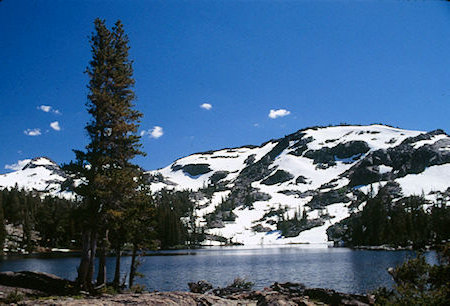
[
  {"xmin": 0, "ymin": 272, "xmax": 375, "ymax": 305},
  {"xmin": 0, "ymin": 243, "xmax": 429, "ymax": 258}
]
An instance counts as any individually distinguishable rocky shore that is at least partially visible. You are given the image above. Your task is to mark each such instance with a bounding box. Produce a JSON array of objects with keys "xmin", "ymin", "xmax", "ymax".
[{"xmin": 0, "ymin": 272, "xmax": 375, "ymax": 305}]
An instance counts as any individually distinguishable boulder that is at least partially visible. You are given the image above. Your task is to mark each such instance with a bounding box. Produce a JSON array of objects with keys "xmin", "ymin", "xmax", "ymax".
[
  {"xmin": 188, "ymin": 280, "xmax": 213, "ymax": 294},
  {"xmin": 0, "ymin": 271, "xmax": 77, "ymax": 295}
]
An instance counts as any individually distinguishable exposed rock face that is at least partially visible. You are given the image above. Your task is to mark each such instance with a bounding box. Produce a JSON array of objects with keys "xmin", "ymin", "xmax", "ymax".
[
  {"xmin": 304, "ymin": 140, "xmax": 370, "ymax": 166},
  {"xmin": 347, "ymin": 130, "xmax": 450, "ymax": 187},
  {"xmin": 287, "ymin": 134, "xmax": 313, "ymax": 157},
  {"xmin": 4, "ymin": 224, "xmax": 41, "ymax": 253},
  {"xmin": 0, "ymin": 271, "xmax": 77, "ymax": 295},
  {"xmin": 23, "ymin": 157, "xmax": 64, "ymax": 175},
  {"xmin": 261, "ymin": 170, "xmax": 294, "ymax": 186},
  {"xmin": 177, "ymin": 164, "xmax": 212, "ymax": 176},
  {"xmin": 307, "ymin": 189, "xmax": 351, "ymax": 209},
  {"xmin": 252, "ymin": 223, "xmax": 272, "ymax": 232},
  {"xmin": 279, "ymin": 218, "xmax": 325, "ymax": 238},
  {"xmin": 210, "ymin": 171, "xmax": 230, "ymax": 184}
]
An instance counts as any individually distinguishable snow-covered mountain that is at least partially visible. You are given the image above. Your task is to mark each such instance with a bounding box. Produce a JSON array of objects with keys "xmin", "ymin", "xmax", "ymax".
[
  {"xmin": 1, "ymin": 125, "xmax": 449, "ymax": 246},
  {"xmin": 147, "ymin": 124, "xmax": 450, "ymax": 245},
  {"xmin": 0, "ymin": 157, "xmax": 72, "ymax": 199}
]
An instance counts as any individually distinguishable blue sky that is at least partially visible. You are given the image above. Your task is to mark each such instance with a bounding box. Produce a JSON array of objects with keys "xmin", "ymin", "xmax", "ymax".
[{"xmin": 1, "ymin": 0, "xmax": 450, "ymax": 171}]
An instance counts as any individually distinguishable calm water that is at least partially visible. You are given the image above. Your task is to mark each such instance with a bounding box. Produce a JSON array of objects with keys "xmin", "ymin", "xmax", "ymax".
[{"xmin": 0, "ymin": 246, "xmax": 436, "ymax": 294}]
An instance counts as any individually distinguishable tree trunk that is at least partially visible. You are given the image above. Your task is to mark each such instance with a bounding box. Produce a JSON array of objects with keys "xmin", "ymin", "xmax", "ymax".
[
  {"xmin": 77, "ymin": 229, "xmax": 91, "ymax": 289},
  {"xmin": 129, "ymin": 243, "xmax": 138, "ymax": 288},
  {"xmin": 86, "ymin": 229, "xmax": 97, "ymax": 289},
  {"xmin": 96, "ymin": 229, "xmax": 108, "ymax": 286},
  {"xmin": 112, "ymin": 246, "xmax": 121, "ymax": 288}
]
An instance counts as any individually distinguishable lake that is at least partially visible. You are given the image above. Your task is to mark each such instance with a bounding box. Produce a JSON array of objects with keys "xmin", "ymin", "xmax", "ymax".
[{"xmin": 0, "ymin": 245, "xmax": 436, "ymax": 294}]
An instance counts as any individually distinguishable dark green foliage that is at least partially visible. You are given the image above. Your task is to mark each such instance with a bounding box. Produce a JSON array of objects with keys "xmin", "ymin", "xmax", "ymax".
[
  {"xmin": 125, "ymin": 179, "xmax": 157, "ymax": 288},
  {"xmin": 257, "ymin": 206, "xmax": 287, "ymax": 221},
  {"xmin": 64, "ymin": 18, "xmax": 145, "ymax": 289},
  {"xmin": 307, "ymin": 188, "xmax": 351, "ymax": 210},
  {"xmin": 154, "ymin": 190, "xmax": 203, "ymax": 248},
  {"xmin": 212, "ymin": 277, "xmax": 254, "ymax": 297},
  {"xmin": 155, "ymin": 204, "xmax": 186, "ymax": 248},
  {"xmin": 374, "ymin": 244, "xmax": 450, "ymax": 305},
  {"xmin": 36, "ymin": 197, "xmax": 81, "ymax": 248},
  {"xmin": 0, "ymin": 187, "xmax": 81, "ymax": 251},
  {"xmin": 430, "ymin": 196, "xmax": 450, "ymax": 243},
  {"xmin": 329, "ymin": 186, "xmax": 450, "ymax": 247},
  {"xmin": 0, "ymin": 194, "xmax": 6, "ymax": 251},
  {"xmin": 3, "ymin": 290, "xmax": 23, "ymax": 304},
  {"xmin": 277, "ymin": 209, "xmax": 324, "ymax": 237},
  {"xmin": 228, "ymin": 277, "xmax": 254, "ymax": 290},
  {"xmin": 205, "ymin": 198, "xmax": 237, "ymax": 228}
]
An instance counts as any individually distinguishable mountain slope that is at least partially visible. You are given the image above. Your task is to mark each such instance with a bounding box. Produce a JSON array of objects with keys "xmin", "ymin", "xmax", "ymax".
[
  {"xmin": 1, "ymin": 124, "xmax": 449, "ymax": 246},
  {"xmin": 0, "ymin": 157, "xmax": 72, "ymax": 199},
  {"xmin": 147, "ymin": 124, "xmax": 450, "ymax": 245}
]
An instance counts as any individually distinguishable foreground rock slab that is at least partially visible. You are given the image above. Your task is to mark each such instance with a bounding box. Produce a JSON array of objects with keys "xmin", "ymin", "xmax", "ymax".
[
  {"xmin": 17, "ymin": 290, "xmax": 370, "ymax": 305},
  {"xmin": 0, "ymin": 273, "xmax": 374, "ymax": 305}
]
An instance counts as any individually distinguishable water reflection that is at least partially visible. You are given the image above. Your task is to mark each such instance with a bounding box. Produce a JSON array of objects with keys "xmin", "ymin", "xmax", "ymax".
[{"xmin": 0, "ymin": 246, "xmax": 433, "ymax": 294}]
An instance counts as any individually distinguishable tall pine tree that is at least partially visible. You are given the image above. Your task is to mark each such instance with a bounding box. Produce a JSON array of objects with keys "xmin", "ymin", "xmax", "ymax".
[{"xmin": 66, "ymin": 18, "xmax": 144, "ymax": 290}]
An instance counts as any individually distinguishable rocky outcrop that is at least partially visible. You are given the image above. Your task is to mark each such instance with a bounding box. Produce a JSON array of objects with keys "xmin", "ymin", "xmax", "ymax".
[
  {"xmin": 307, "ymin": 189, "xmax": 351, "ymax": 209},
  {"xmin": 0, "ymin": 271, "xmax": 77, "ymax": 295},
  {"xmin": 304, "ymin": 141, "xmax": 370, "ymax": 167},
  {"xmin": 267, "ymin": 282, "xmax": 374, "ymax": 306},
  {"xmin": 174, "ymin": 164, "xmax": 212, "ymax": 176},
  {"xmin": 20, "ymin": 292, "xmax": 253, "ymax": 305},
  {"xmin": 210, "ymin": 171, "xmax": 230, "ymax": 184},
  {"xmin": 0, "ymin": 276, "xmax": 376, "ymax": 306},
  {"xmin": 188, "ymin": 280, "xmax": 213, "ymax": 294},
  {"xmin": 261, "ymin": 170, "xmax": 294, "ymax": 185},
  {"xmin": 347, "ymin": 130, "xmax": 450, "ymax": 187}
]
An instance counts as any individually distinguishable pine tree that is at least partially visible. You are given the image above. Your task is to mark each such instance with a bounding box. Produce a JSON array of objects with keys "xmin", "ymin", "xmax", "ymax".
[
  {"xmin": 0, "ymin": 195, "xmax": 6, "ymax": 253},
  {"xmin": 126, "ymin": 175, "xmax": 156, "ymax": 288},
  {"xmin": 66, "ymin": 18, "xmax": 145, "ymax": 290}
]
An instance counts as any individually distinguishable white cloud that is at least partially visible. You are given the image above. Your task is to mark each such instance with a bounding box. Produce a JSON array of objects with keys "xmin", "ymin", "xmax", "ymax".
[
  {"xmin": 39, "ymin": 105, "xmax": 51, "ymax": 112},
  {"xmin": 24, "ymin": 128, "xmax": 41, "ymax": 136},
  {"xmin": 200, "ymin": 103, "xmax": 212, "ymax": 110},
  {"xmin": 150, "ymin": 126, "xmax": 164, "ymax": 138},
  {"xmin": 50, "ymin": 121, "xmax": 61, "ymax": 131},
  {"xmin": 141, "ymin": 126, "xmax": 164, "ymax": 139},
  {"xmin": 37, "ymin": 105, "xmax": 61, "ymax": 114},
  {"xmin": 5, "ymin": 159, "xmax": 31, "ymax": 171},
  {"xmin": 268, "ymin": 109, "xmax": 291, "ymax": 119}
]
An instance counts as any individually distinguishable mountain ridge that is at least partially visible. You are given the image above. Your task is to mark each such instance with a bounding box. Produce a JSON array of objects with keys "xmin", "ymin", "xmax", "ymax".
[
  {"xmin": 146, "ymin": 124, "xmax": 450, "ymax": 245},
  {"xmin": 1, "ymin": 124, "xmax": 449, "ymax": 246}
]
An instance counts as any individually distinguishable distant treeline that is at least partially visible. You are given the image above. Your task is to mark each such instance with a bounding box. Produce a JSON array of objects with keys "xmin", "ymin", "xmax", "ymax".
[
  {"xmin": 0, "ymin": 187, "xmax": 205, "ymax": 253},
  {"xmin": 328, "ymin": 185, "xmax": 450, "ymax": 248},
  {"xmin": 0, "ymin": 187, "xmax": 81, "ymax": 252}
]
